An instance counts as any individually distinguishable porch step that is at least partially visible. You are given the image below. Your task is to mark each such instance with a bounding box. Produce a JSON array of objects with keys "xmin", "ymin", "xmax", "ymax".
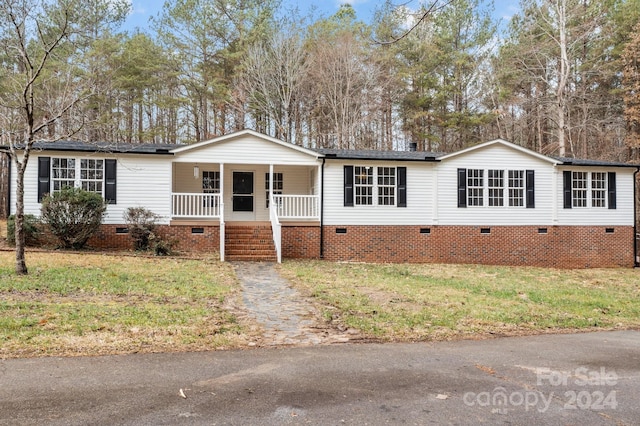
[{"xmin": 225, "ymin": 225, "xmax": 277, "ymax": 262}]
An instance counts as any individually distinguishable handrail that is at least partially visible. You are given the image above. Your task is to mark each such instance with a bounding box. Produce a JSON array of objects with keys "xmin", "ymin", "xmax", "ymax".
[{"xmin": 269, "ymin": 193, "xmax": 282, "ymax": 263}]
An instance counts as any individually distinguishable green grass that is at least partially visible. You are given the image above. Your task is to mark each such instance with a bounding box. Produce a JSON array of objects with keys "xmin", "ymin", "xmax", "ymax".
[
  {"xmin": 0, "ymin": 251, "xmax": 249, "ymax": 358},
  {"xmin": 279, "ymin": 261, "xmax": 640, "ymax": 341}
]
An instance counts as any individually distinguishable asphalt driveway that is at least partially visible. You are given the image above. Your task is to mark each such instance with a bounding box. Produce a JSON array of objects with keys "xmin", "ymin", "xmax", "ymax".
[{"xmin": 1, "ymin": 330, "xmax": 638, "ymax": 425}]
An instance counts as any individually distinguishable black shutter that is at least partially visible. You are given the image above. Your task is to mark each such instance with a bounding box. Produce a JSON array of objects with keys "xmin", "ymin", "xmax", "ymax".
[
  {"xmin": 37, "ymin": 157, "xmax": 50, "ymax": 202},
  {"xmin": 607, "ymin": 172, "xmax": 616, "ymax": 209},
  {"xmin": 397, "ymin": 167, "xmax": 407, "ymax": 207},
  {"xmin": 457, "ymin": 168, "xmax": 467, "ymax": 208},
  {"xmin": 563, "ymin": 170, "xmax": 572, "ymax": 209},
  {"xmin": 105, "ymin": 159, "xmax": 117, "ymax": 204},
  {"xmin": 344, "ymin": 165, "xmax": 353, "ymax": 207},
  {"xmin": 526, "ymin": 170, "xmax": 535, "ymax": 208}
]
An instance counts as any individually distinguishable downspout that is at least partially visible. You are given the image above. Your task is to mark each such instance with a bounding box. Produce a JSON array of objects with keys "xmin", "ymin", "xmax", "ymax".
[
  {"xmin": 320, "ymin": 157, "xmax": 325, "ymax": 259},
  {"xmin": 6, "ymin": 152, "xmax": 11, "ymax": 218},
  {"xmin": 634, "ymin": 167, "xmax": 639, "ymax": 268}
]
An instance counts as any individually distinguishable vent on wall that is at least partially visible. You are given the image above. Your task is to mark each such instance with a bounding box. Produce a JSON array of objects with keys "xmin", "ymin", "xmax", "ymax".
[
  {"xmin": 605, "ymin": 228, "xmax": 615, "ymax": 234},
  {"xmin": 538, "ymin": 228, "xmax": 548, "ymax": 234},
  {"xmin": 191, "ymin": 227, "xmax": 204, "ymax": 234},
  {"xmin": 480, "ymin": 228, "xmax": 491, "ymax": 234},
  {"xmin": 420, "ymin": 228, "xmax": 431, "ymax": 234},
  {"xmin": 115, "ymin": 227, "xmax": 129, "ymax": 234},
  {"xmin": 336, "ymin": 228, "xmax": 347, "ymax": 234}
]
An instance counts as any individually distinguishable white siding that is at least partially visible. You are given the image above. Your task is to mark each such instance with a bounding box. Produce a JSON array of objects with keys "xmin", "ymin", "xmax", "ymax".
[
  {"xmin": 436, "ymin": 144, "xmax": 556, "ymax": 225},
  {"xmin": 173, "ymin": 135, "xmax": 319, "ymax": 165},
  {"xmin": 323, "ymin": 160, "xmax": 434, "ymax": 225},
  {"xmin": 113, "ymin": 155, "xmax": 172, "ymax": 224},
  {"xmin": 556, "ymin": 167, "xmax": 635, "ymax": 226},
  {"xmin": 11, "ymin": 152, "xmax": 172, "ymax": 225}
]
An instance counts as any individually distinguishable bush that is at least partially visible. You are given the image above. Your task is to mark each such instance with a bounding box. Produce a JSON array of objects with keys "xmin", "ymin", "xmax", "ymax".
[
  {"xmin": 40, "ymin": 187, "xmax": 107, "ymax": 249},
  {"xmin": 6, "ymin": 214, "xmax": 40, "ymax": 246},
  {"xmin": 149, "ymin": 232, "xmax": 176, "ymax": 256},
  {"xmin": 123, "ymin": 207, "xmax": 160, "ymax": 251}
]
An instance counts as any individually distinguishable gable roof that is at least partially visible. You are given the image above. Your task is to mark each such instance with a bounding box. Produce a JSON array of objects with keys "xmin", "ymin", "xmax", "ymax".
[
  {"xmin": 170, "ymin": 129, "xmax": 322, "ymax": 159},
  {"xmin": 437, "ymin": 139, "xmax": 561, "ymax": 165}
]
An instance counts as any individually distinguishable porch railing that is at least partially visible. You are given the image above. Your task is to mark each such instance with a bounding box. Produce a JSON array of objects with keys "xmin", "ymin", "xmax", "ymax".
[
  {"xmin": 273, "ymin": 195, "xmax": 319, "ymax": 219},
  {"xmin": 171, "ymin": 193, "xmax": 221, "ymax": 218}
]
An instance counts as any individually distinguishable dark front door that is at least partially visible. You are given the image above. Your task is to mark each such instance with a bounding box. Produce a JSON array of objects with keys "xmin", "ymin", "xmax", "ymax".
[{"xmin": 233, "ymin": 171, "xmax": 254, "ymax": 212}]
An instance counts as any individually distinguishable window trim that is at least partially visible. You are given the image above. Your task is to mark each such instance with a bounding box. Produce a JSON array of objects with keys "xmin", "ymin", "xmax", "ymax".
[
  {"xmin": 39, "ymin": 156, "xmax": 115, "ymax": 203},
  {"xmin": 564, "ymin": 170, "xmax": 610, "ymax": 209},
  {"xmin": 344, "ymin": 165, "xmax": 405, "ymax": 207},
  {"xmin": 265, "ymin": 172, "xmax": 283, "ymax": 208},
  {"xmin": 461, "ymin": 168, "xmax": 533, "ymax": 209}
]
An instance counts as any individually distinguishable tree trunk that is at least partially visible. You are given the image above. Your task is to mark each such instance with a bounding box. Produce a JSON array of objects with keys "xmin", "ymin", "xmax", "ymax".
[{"xmin": 14, "ymin": 160, "xmax": 27, "ymax": 275}]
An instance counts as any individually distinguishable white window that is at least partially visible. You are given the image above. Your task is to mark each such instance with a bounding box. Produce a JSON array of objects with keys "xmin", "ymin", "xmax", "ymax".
[
  {"xmin": 488, "ymin": 170, "xmax": 504, "ymax": 207},
  {"xmin": 265, "ymin": 172, "xmax": 283, "ymax": 208},
  {"xmin": 467, "ymin": 169, "xmax": 484, "ymax": 206},
  {"xmin": 52, "ymin": 158, "xmax": 75, "ymax": 191},
  {"xmin": 508, "ymin": 170, "xmax": 524, "ymax": 207},
  {"xmin": 80, "ymin": 159, "xmax": 104, "ymax": 194},
  {"xmin": 591, "ymin": 172, "xmax": 606, "ymax": 208},
  {"xmin": 52, "ymin": 158, "xmax": 106, "ymax": 196},
  {"xmin": 572, "ymin": 171, "xmax": 588, "ymax": 208},
  {"xmin": 354, "ymin": 166, "xmax": 373, "ymax": 205},
  {"xmin": 203, "ymin": 171, "xmax": 220, "ymax": 193},
  {"xmin": 377, "ymin": 167, "xmax": 396, "ymax": 206}
]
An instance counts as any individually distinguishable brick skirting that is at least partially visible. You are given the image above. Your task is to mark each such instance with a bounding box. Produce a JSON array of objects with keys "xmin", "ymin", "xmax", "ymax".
[
  {"xmin": 88, "ymin": 224, "xmax": 220, "ymax": 253},
  {"xmin": 87, "ymin": 223, "xmax": 635, "ymax": 268},
  {"xmin": 282, "ymin": 226, "xmax": 321, "ymax": 259},
  {"xmin": 321, "ymin": 225, "xmax": 635, "ymax": 268}
]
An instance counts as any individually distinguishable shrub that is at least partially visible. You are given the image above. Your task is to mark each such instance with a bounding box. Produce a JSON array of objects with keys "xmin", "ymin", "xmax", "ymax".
[
  {"xmin": 40, "ymin": 187, "xmax": 107, "ymax": 249},
  {"xmin": 6, "ymin": 214, "xmax": 40, "ymax": 246},
  {"xmin": 123, "ymin": 207, "xmax": 160, "ymax": 251},
  {"xmin": 149, "ymin": 232, "xmax": 176, "ymax": 256}
]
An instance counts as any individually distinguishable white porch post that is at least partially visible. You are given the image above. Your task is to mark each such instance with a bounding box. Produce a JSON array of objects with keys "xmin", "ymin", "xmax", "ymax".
[
  {"xmin": 220, "ymin": 163, "xmax": 225, "ymax": 262},
  {"xmin": 269, "ymin": 164, "xmax": 274, "ymax": 205}
]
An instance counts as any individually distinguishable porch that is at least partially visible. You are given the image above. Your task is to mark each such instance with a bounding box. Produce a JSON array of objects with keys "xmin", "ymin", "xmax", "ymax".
[{"xmin": 170, "ymin": 162, "xmax": 321, "ymax": 262}]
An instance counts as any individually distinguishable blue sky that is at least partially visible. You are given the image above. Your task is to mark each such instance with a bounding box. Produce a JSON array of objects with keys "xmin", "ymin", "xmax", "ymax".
[{"xmin": 122, "ymin": 0, "xmax": 521, "ymax": 33}]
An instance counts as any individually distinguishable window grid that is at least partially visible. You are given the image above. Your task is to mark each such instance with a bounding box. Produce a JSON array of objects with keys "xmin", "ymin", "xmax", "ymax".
[
  {"xmin": 467, "ymin": 169, "xmax": 484, "ymax": 206},
  {"xmin": 591, "ymin": 172, "xmax": 606, "ymax": 208},
  {"xmin": 488, "ymin": 170, "xmax": 504, "ymax": 207},
  {"xmin": 265, "ymin": 172, "xmax": 283, "ymax": 208},
  {"xmin": 51, "ymin": 158, "xmax": 76, "ymax": 192},
  {"xmin": 572, "ymin": 171, "xmax": 588, "ymax": 207},
  {"xmin": 203, "ymin": 171, "xmax": 220, "ymax": 193},
  {"xmin": 377, "ymin": 167, "xmax": 396, "ymax": 206},
  {"xmin": 80, "ymin": 159, "xmax": 104, "ymax": 194},
  {"xmin": 508, "ymin": 170, "xmax": 524, "ymax": 207},
  {"xmin": 354, "ymin": 166, "xmax": 373, "ymax": 205}
]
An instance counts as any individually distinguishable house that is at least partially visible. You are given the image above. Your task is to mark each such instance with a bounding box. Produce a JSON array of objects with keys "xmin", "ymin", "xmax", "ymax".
[{"xmin": 3, "ymin": 129, "xmax": 638, "ymax": 268}]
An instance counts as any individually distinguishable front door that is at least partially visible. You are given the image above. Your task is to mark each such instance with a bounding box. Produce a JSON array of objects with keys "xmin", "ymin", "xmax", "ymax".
[{"xmin": 233, "ymin": 171, "xmax": 254, "ymax": 213}]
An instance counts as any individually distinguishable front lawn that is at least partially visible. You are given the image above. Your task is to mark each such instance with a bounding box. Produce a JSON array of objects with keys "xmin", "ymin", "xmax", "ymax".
[
  {"xmin": 280, "ymin": 261, "xmax": 640, "ymax": 341},
  {"xmin": 0, "ymin": 252, "xmax": 248, "ymax": 358}
]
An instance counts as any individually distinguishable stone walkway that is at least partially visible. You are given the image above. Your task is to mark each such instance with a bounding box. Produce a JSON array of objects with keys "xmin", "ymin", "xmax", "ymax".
[{"xmin": 232, "ymin": 262, "xmax": 352, "ymax": 346}]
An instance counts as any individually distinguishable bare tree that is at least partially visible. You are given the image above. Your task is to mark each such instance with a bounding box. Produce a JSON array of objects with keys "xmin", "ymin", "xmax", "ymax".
[
  {"xmin": 0, "ymin": 0, "xmax": 93, "ymax": 274},
  {"xmin": 236, "ymin": 29, "xmax": 309, "ymax": 143}
]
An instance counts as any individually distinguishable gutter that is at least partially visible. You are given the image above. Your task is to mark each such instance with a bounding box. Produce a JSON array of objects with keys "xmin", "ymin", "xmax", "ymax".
[{"xmin": 320, "ymin": 157, "xmax": 325, "ymax": 259}]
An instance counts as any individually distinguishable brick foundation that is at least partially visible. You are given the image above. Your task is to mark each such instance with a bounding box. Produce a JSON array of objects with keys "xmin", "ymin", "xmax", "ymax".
[
  {"xmin": 89, "ymin": 224, "xmax": 220, "ymax": 253},
  {"xmin": 321, "ymin": 225, "xmax": 636, "ymax": 268},
  {"xmin": 282, "ymin": 225, "xmax": 321, "ymax": 259},
  {"xmin": 87, "ymin": 223, "xmax": 635, "ymax": 268}
]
